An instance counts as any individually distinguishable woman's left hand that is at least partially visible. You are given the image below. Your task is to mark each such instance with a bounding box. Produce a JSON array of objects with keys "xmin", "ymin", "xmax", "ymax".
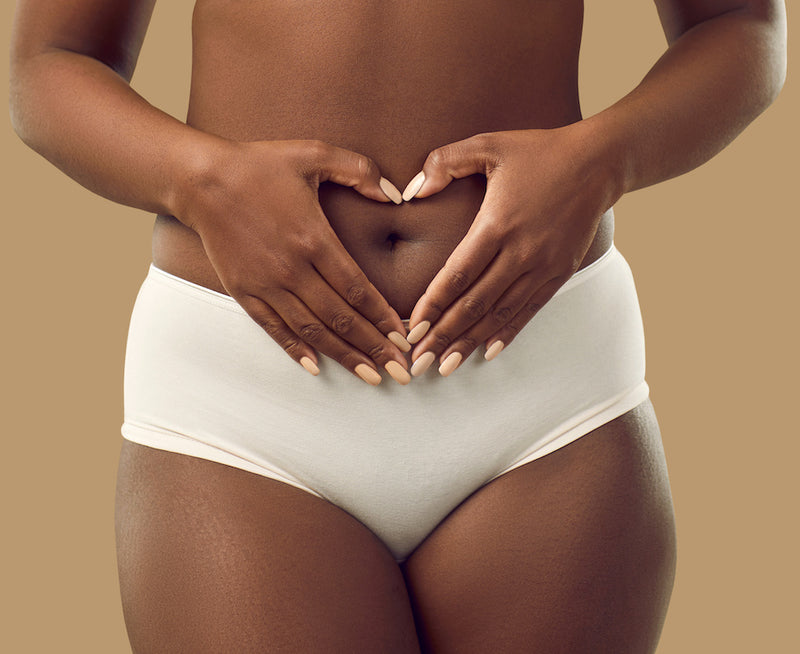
[{"xmin": 404, "ymin": 123, "xmax": 621, "ymax": 376}]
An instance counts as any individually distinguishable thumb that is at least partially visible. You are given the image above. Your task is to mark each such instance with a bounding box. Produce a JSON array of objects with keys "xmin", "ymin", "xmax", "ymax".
[
  {"xmin": 311, "ymin": 141, "xmax": 402, "ymax": 204},
  {"xmin": 403, "ymin": 132, "xmax": 500, "ymax": 201}
]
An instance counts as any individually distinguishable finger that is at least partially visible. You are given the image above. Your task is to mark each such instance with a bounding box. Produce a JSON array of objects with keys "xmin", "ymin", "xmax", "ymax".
[
  {"xmin": 406, "ymin": 214, "xmax": 500, "ymax": 344},
  {"xmin": 402, "ymin": 132, "xmax": 500, "ymax": 201},
  {"xmin": 266, "ymin": 289, "xmax": 397, "ymax": 386},
  {"xmin": 411, "ymin": 275, "xmax": 564, "ymax": 378},
  {"xmin": 312, "ymin": 226, "xmax": 410, "ymax": 351},
  {"xmin": 297, "ymin": 273, "xmax": 411, "ymax": 384},
  {"xmin": 303, "ymin": 140, "xmax": 402, "ymax": 204},
  {"xmin": 236, "ymin": 295, "xmax": 320, "ymax": 376},
  {"xmin": 483, "ymin": 277, "xmax": 566, "ymax": 359},
  {"xmin": 410, "ymin": 256, "xmax": 517, "ymax": 360},
  {"xmin": 429, "ymin": 272, "xmax": 539, "ymax": 369}
]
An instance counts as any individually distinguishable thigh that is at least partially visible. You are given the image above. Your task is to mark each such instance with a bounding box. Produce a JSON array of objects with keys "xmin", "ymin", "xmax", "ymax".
[
  {"xmin": 115, "ymin": 440, "xmax": 420, "ymax": 654},
  {"xmin": 402, "ymin": 400, "xmax": 676, "ymax": 654}
]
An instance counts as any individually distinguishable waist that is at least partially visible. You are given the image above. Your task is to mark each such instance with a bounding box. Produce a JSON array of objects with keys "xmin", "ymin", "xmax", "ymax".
[{"xmin": 152, "ymin": 184, "xmax": 614, "ymax": 319}]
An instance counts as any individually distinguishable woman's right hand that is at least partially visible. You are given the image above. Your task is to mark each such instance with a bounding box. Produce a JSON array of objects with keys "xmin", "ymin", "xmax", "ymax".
[{"xmin": 174, "ymin": 137, "xmax": 411, "ymax": 385}]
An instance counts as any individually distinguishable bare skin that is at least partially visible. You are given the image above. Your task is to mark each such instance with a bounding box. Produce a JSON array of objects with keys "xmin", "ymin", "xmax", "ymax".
[
  {"xmin": 116, "ymin": 400, "xmax": 675, "ymax": 653},
  {"xmin": 9, "ymin": 0, "xmax": 786, "ymax": 651}
]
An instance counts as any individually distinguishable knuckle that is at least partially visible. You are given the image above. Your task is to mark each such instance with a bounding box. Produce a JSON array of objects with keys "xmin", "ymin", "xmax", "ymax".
[
  {"xmin": 366, "ymin": 342, "xmax": 387, "ymax": 361},
  {"xmin": 330, "ymin": 311, "xmax": 355, "ymax": 335},
  {"xmin": 461, "ymin": 296, "xmax": 487, "ymax": 320},
  {"xmin": 283, "ymin": 338, "xmax": 303, "ymax": 356},
  {"xmin": 505, "ymin": 320, "xmax": 522, "ymax": 335},
  {"xmin": 470, "ymin": 131, "xmax": 494, "ymax": 154},
  {"xmin": 355, "ymin": 155, "xmax": 377, "ymax": 181},
  {"xmin": 476, "ymin": 131, "xmax": 504, "ymax": 169},
  {"xmin": 493, "ymin": 305, "xmax": 513, "ymax": 323},
  {"xmin": 459, "ymin": 334, "xmax": 479, "ymax": 351},
  {"xmin": 447, "ymin": 269, "xmax": 470, "ymax": 294},
  {"xmin": 476, "ymin": 219, "xmax": 503, "ymax": 244},
  {"xmin": 299, "ymin": 322, "xmax": 325, "ymax": 343},
  {"xmin": 372, "ymin": 315, "xmax": 394, "ymax": 333},
  {"xmin": 426, "ymin": 146, "xmax": 447, "ymax": 170},
  {"xmin": 304, "ymin": 139, "xmax": 329, "ymax": 161},
  {"xmin": 425, "ymin": 139, "xmax": 472, "ymax": 171},
  {"xmin": 336, "ymin": 351, "xmax": 361, "ymax": 370},
  {"xmin": 291, "ymin": 234, "xmax": 320, "ymax": 259},
  {"xmin": 309, "ymin": 239, "xmax": 331, "ymax": 261},
  {"xmin": 425, "ymin": 296, "xmax": 447, "ymax": 318},
  {"xmin": 292, "ymin": 140, "xmax": 327, "ymax": 178},
  {"xmin": 525, "ymin": 300, "xmax": 543, "ymax": 316},
  {"xmin": 433, "ymin": 332, "xmax": 453, "ymax": 349},
  {"xmin": 225, "ymin": 273, "xmax": 250, "ymax": 298},
  {"xmin": 345, "ymin": 283, "xmax": 367, "ymax": 308},
  {"xmin": 256, "ymin": 315, "xmax": 284, "ymax": 336}
]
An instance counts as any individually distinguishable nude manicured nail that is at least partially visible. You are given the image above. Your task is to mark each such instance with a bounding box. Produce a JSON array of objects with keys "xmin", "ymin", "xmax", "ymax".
[
  {"xmin": 355, "ymin": 363, "xmax": 382, "ymax": 386},
  {"xmin": 402, "ymin": 171, "xmax": 426, "ymax": 201},
  {"xmin": 406, "ymin": 320, "xmax": 431, "ymax": 345},
  {"xmin": 439, "ymin": 352, "xmax": 463, "ymax": 377},
  {"xmin": 410, "ymin": 351, "xmax": 436, "ymax": 377},
  {"xmin": 385, "ymin": 360, "xmax": 411, "ymax": 385},
  {"xmin": 300, "ymin": 356, "xmax": 320, "ymax": 376},
  {"xmin": 388, "ymin": 331, "xmax": 412, "ymax": 353},
  {"xmin": 484, "ymin": 341, "xmax": 505, "ymax": 362},
  {"xmin": 379, "ymin": 177, "xmax": 403, "ymax": 204}
]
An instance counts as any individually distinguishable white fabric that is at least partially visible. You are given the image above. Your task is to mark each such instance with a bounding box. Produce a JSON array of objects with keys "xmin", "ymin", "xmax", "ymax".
[{"xmin": 122, "ymin": 245, "xmax": 648, "ymax": 561}]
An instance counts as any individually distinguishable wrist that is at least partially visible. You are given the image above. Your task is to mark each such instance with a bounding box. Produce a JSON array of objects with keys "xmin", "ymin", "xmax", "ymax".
[
  {"xmin": 164, "ymin": 130, "xmax": 240, "ymax": 231},
  {"xmin": 567, "ymin": 114, "xmax": 630, "ymax": 208}
]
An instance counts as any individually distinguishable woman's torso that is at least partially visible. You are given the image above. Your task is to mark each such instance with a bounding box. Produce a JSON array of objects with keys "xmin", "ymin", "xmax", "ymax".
[{"xmin": 153, "ymin": 0, "xmax": 613, "ymax": 318}]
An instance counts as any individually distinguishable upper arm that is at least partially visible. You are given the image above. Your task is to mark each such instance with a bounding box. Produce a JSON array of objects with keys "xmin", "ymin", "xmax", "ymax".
[
  {"xmin": 654, "ymin": 0, "xmax": 786, "ymax": 43},
  {"xmin": 10, "ymin": 0, "xmax": 158, "ymax": 81}
]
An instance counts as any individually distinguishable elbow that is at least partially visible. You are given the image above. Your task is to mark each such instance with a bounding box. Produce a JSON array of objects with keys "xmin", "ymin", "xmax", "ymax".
[
  {"xmin": 725, "ymin": 2, "xmax": 787, "ymax": 118},
  {"xmin": 8, "ymin": 55, "xmax": 55, "ymax": 156},
  {"xmin": 757, "ymin": 7, "xmax": 788, "ymax": 111},
  {"xmin": 743, "ymin": 0, "xmax": 788, "ymax": 107},
  {"xmin": 8, "ymin": 33, "xmax": 46, "ymax": 148},
  {"xmin": 8, "ymin": 63, "xmax": 32, "ymax": 147},
  {"xmin": 767, "ymin": 56, "xmax": 787, "ymax": 109},
  {"xmin": 8, "ymin": 57, "xmax": 40, "ymax": 151},
  {"xmin": 769, "ymin": 21, "xmax": 787, "ymax": 102}
]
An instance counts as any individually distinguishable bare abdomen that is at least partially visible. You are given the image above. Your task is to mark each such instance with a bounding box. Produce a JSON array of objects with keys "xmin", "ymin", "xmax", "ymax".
[{"xmin": 152, "ymin": 0, "xmax": 609, "ymax": 318}]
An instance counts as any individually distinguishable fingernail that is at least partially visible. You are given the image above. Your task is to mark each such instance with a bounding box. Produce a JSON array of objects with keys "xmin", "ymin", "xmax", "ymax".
[
  {"xmin": 385, "ymin": 360, "xmax": 411, "ymax": 385},
  {"xmin": 410, "ymin": 351, "xmax": 436, "ymax": 377},
  {"xmin": 355, "ymin": 363, "xmax": 382, "ymax": 386},
  {"xmin": 379, "ymin": 177, "xmax": 403, "ymax": 204},
  {"xmin": 484, "ymin": 341, "xmax": 505, "ymax": 362},
  {"xmin": 406, "ymin": 320, "xmax": 431, "ymax": 345},
  {"xmin": 388, "ymin": 330, "xmax": 412, "ymax": 353},
  {"xmin": 402, "ymin": 171, "xmax": 426, "ymax": 201},
  {"xmin": 439, "ymin": 352, "xmax": 463, "ymax": 377},
  {"xmin": 300, "ymin": 356, "xmax": 320, "ymax": 376}
]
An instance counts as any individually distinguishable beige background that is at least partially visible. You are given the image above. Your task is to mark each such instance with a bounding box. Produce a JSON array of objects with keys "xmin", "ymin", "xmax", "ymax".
[{"xmin": 2, "ymin": 2, "xmax": 797, "ymax": 652}]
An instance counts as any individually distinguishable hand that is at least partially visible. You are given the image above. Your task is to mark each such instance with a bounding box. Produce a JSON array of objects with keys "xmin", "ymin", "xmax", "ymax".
[
  {"xmin": 402, "ymin": 123, "xmax": 621, "ymax": 376},
  {"xmin": 175, "ymin": 138, "xmax": 411, "ymax": 385}
]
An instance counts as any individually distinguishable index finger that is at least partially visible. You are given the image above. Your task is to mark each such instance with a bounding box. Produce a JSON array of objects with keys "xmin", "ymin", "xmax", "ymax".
[
  {"xmin": 406, "ymin": 218, "xmax": 500, "ymax": 344},
  {"xmin": 312, "ymin": 220, "xmax": 411, "ymax": 351}
]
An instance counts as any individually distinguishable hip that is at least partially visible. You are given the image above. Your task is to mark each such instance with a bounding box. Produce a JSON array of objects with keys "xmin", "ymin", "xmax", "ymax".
[{"xmin": 122, "ymin": 242, "xmax": 646, "ymax": 558}]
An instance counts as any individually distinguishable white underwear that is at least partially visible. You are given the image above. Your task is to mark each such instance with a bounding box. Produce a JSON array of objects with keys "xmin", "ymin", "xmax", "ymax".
[{"xmin": 121, "ymin": 245, "xmax": 648, "ymax": 561}]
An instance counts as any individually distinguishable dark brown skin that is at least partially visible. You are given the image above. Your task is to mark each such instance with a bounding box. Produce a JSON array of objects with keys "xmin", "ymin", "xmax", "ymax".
[
  {"xmin": 8, "ymin": 0, "xmax": 787, "ymax": 382},
  {"xmin": 114, "ymin": 401, "xmax": 675, "ymax": 653},
  {"xmin": 162, "ymin": 0, "xmax": 592, "ymax": 315},
  {"xmin": 9, "ymin": 0, "xmax": 786, "ymax": 651}
]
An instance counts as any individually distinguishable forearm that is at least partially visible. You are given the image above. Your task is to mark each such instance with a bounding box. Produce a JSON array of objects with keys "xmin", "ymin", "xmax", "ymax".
[
  {"xmin": 9, "ymin": 48, "xmax": 223, "ymax": 221},
  {"xmin": 586, "ymin": 3, "xmax": 787, "ymax": 197}
]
